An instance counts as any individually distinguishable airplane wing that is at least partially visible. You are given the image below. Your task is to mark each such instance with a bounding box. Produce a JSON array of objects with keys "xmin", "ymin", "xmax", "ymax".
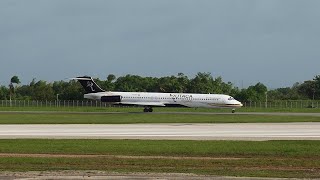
[{"xmin": 119, "ymin": 102, "xmax": 166, "ymax": 107}]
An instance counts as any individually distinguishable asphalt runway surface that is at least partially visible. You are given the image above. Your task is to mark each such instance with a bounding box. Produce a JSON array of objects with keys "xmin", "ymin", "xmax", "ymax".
[
  {"xmin": 1, "ymin": 111, "xmax": 320, "ymax": 140},
  {"xmin": 0, "ymin": 123, "xmax": 320, "ymax": 140}
]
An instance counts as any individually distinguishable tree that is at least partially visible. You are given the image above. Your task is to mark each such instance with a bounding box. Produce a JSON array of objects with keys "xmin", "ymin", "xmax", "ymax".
[
  {"xmin": 115, "ymin": 75, "xmax": 147, "ymax": 92},
  {"xmin": 107, "ymin": 74, "xmax": 116, "ymax": 82},
  {"xmin": 11, "ymin": 76, "xmax": 20, "ymax": 84},
  {"xmin": 15, "ymin": 85, "xmax": 32, "ymax": 100},
  {"xmin": 235, "ymin": 83, "xmax": 267, "ymax": 102},
  {"xmin": 157, "ymin": 76, "xmax": 180, "ymax": 93},
  {"xmin": 0, "ymin": 86, "xmax": 9, "ymax": 100},
  {"xmin": 7, "ymin": 73, "xmax": 320, "ymax": 102},
  {"xmin": 52, "ymin": 80, "xmax": 85, "ymax": 100},
  {"xmin": 30, "ymin": 80, "xmax": 55, "ymax": 100},
  {"xmin": 177, "ymin": 73, "xmax": 190, "ymax": 93},
  {"xmin": 267, "ymin": 83, "xmax": 302, "ymax": 100},
  {"xmin": 99, "ymin": 74, "xmax": 117, "ymax": 91},
  {"xmin": 298, "ymin": 80, "xmax": 316, "ymax": 100},
  {"xmin": 9, "ymin": 75, "xmax": 21, "ymax": 105},
  {"xmin": 189, "ymin": 72, "xmax": 214, "ymax": 93},
  {"xmin": 314, "ymin": 75, "xmax": 320, "ymax": 100}
]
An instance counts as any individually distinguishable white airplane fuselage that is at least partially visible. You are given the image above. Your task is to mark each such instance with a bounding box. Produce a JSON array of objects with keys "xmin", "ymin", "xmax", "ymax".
[{"xmin": 84, "ymin": 91, "xmax": 243, "ymax": 109}]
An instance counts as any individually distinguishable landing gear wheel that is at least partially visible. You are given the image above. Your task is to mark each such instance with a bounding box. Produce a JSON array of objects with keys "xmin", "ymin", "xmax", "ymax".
[
  {"xmin": 143, "ymin": 106, "xmax": 153, "ymax": 113},
  {"xmin": 232, "ymin": 109, "xmax": 236, "ymax": 113}
]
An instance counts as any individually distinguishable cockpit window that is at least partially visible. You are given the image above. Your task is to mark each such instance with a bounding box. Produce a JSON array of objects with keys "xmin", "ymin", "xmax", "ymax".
[{"xmin": 228, "ymin": 97, "xmax": 235, "ymax": 100}]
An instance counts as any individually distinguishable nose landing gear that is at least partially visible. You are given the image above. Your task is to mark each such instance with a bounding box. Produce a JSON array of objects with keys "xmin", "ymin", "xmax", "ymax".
[{"xmin": 232, "ymin": 109, "xmax": 236, "ymax": 113}]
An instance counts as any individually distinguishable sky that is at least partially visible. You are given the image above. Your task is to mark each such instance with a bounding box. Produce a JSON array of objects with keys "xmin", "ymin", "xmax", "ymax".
[{"xmin": 1, "ymin": 0, "xmax": 320, "ymax": 89}]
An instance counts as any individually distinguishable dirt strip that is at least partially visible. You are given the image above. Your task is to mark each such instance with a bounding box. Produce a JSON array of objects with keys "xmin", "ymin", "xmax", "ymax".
[{"xmin": 0, "ymin": 171, "xmax": 295, "ymax": 180}]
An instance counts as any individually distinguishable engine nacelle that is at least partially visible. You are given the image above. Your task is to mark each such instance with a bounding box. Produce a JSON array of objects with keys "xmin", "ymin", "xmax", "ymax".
[{"xmin": 101, "ymin": 96, "xmax": 122, "ymax": 103}]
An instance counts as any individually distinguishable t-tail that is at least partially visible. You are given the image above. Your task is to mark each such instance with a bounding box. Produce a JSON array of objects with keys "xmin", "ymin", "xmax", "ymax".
[{"xmin": 72, "ymin": 76, "xmax": 105, "ymax": 94}]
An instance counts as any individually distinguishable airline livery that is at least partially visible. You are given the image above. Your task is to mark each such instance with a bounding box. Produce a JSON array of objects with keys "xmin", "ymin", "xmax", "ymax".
[{"xmin": 74, "ymin": 76, "xmax": 243, "ymax": 113}]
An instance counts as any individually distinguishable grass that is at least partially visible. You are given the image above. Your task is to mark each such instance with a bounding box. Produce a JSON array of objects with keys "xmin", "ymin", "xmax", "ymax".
[
  {"xmin": 0, "ymin": 113, "xmax": 319, "ymax": 124},
  {"xmin": 0, "ymin": 157, "xmax": 318, "ymax": 178},
  {"xmin": 0, "ymin": 139, "xmax": 319, "ymax": 178},
  {"xmin": 0, "ymin": 139, "xmax": 319, "ymax": 157}
]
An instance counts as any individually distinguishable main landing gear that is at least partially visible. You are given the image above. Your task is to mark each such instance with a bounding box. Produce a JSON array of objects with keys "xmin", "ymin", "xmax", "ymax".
[
  {"xmin": 143, "ymin": 106, "xmax": 153, "ymax": 112},
  {"xmin": 232, "ymin": 109, "xmax": 236, "ymax": 113}
]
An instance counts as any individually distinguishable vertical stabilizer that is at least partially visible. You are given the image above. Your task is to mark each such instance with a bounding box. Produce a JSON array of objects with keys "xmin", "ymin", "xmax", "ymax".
[{"xmin": 73, "ymin": 76, "xmax": 105, "ymax": 93}]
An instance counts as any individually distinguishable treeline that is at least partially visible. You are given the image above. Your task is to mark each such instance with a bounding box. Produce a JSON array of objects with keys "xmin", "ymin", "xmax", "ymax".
[{"xmin": 1, "ymin": 72, "xmax": 320, "ymax": 102}]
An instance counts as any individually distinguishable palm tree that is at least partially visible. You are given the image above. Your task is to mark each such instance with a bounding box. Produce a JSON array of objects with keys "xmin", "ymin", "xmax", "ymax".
[{"xmin": 9, "ymin": 76, "xmax": 20, "ymax": 106}]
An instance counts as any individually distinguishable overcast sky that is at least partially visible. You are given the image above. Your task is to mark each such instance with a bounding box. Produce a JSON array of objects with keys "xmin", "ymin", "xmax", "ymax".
[{"xmin": 1, "ymin": 0, "xmax": 320, "ymax": 88}]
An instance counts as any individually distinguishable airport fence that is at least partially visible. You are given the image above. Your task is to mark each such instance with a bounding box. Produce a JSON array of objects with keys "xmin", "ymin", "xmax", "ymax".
[
  {"xmin": 242, "ymin": 100, "xmax": 319, "ymax": 109},
  {"xmin": 0, "ymin": 100, "xmax": 319, "ymax": 109},
  {"xmin": 0, "ymin": 100, "xmax": 115, "ymax": 108}
]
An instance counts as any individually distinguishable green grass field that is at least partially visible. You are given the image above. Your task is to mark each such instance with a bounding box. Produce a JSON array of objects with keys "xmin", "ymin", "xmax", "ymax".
[
  {"xmin": 0, "ymin": 113, "xmax": 319, "ymax": 124},
  {"xmin": 0, "ymin": 139, "xmax": 319, "ymax": 178},
  {"xmin": 0, "ymin": 106, "xmax": 320, "ymax": 113}
]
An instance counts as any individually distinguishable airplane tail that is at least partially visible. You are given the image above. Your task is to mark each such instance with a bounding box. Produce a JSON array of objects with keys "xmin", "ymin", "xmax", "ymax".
[{"xmin": 72, "ymin": 76, "xmax": 105, "ymax": 93}]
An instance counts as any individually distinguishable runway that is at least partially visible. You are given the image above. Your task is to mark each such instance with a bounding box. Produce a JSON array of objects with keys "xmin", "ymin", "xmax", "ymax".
[{"xmin": 0, "ymin": 123, "xmax": 320, "ymax": 140}]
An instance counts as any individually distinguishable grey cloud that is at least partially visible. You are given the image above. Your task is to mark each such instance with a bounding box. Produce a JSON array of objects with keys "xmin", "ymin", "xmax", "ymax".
[{"xmin": 1, "ymin": 0, "xmax": 320, "ymax": 88}]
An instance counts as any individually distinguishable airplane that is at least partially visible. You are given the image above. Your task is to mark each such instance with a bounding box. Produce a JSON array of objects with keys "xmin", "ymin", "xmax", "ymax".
[{"xmin": 73, "ymin": 76, "xmax": 243, "ymax": 113}]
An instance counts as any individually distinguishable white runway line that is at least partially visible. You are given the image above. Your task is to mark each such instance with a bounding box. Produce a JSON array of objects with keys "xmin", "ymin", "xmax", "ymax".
[{"xmin": 0, "ymin": 123, "xmax": 320, "ymax": 140}]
